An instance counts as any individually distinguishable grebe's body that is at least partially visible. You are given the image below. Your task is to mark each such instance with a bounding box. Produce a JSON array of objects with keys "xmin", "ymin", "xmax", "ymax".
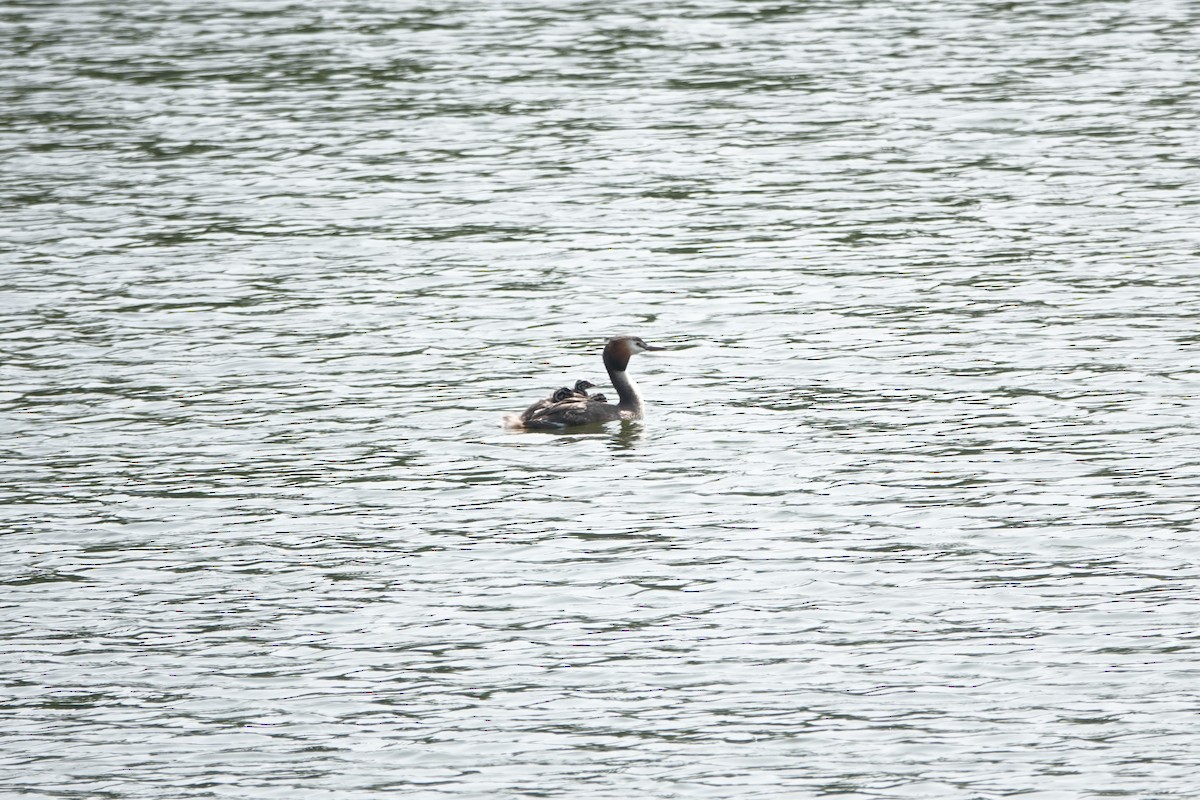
[{"xmin": 504, "ymin": 336, "xmax": 665, "ymax": 430}]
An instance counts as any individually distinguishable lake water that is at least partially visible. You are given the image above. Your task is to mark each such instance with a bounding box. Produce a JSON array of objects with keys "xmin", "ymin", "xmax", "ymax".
[{"xmin": 3, "ymin": 1, "xmax": 1200, "ymax": 797}]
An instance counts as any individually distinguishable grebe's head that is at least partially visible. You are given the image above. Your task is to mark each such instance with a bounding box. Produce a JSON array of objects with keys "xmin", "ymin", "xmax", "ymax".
[
  {"xmin": 608, "ymin": 335, "xmax": 665, "ymax": 354},
  {"xmin": 573, "ymin": 379, "xmax": 596, "ymax": 393},
  {"xmin": 603, "ymin": 335, "xmax": 666, "ymax": 370}
]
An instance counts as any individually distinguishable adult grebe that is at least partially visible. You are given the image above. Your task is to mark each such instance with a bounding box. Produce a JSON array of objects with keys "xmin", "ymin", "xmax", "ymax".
[{"xmin": 504, "ymin": 335, "xmax": 666, "ymax": 430}]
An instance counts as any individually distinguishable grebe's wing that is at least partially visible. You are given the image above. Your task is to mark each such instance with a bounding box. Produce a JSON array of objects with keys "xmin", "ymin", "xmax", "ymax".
[
  {"xmin": 519, "ymin": 385, "xmax": 571, "ymax": 418},
  {"xmin": 519, "ymin": 397, "xmax": 552, "ymax": 418},
  {"xmin": 522, "ymin": 397, "xmax": 620, "ymax": 429}
]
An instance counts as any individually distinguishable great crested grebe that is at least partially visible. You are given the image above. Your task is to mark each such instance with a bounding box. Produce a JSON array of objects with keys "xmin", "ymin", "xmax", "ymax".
[{"xmin": 504, "ymin": 335, "xmax": 666, "ymax": 430}]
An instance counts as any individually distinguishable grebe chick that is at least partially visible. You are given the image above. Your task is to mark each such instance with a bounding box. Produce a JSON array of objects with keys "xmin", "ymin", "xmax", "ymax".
[
  {"xmin": 504, "ymin": 335, "xmax": 666, "ymax": 430},
  {"xmin": 545, "ymin": 381, "xmax": 593, "ymax": 404},
  {"xmin": 589, "ymin": 393, "xmax": 607, "ymax": 403},
  {"xmin": 517, "ymin": 386, "xmax": 573, "ymax": 421}
]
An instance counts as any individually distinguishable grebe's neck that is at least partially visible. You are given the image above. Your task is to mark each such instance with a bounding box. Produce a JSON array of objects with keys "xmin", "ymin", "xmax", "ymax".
[
  {"xmin": 603, "ymin": 345, "xmax": 644, "ymax": 416},
  {"xmin": 608, "ymin": 367, "xmax": 643, "ymax": 416}
]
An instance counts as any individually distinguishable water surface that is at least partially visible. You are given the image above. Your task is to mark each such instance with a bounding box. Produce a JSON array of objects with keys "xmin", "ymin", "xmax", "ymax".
[{"xmin": 3, "ymin": 1, "xmax": 1200, "ymax": 797}]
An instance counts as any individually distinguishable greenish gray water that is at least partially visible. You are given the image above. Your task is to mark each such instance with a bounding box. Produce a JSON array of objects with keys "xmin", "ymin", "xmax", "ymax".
[{"xmin": 3, "ymin": 1, "xmax": 1200, "ymax": 798}]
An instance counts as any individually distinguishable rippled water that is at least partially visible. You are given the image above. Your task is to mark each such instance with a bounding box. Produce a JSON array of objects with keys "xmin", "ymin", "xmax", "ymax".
[{"xmin": 4, "ymin": 1, "xmax": 1200, "ymax": 797}]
